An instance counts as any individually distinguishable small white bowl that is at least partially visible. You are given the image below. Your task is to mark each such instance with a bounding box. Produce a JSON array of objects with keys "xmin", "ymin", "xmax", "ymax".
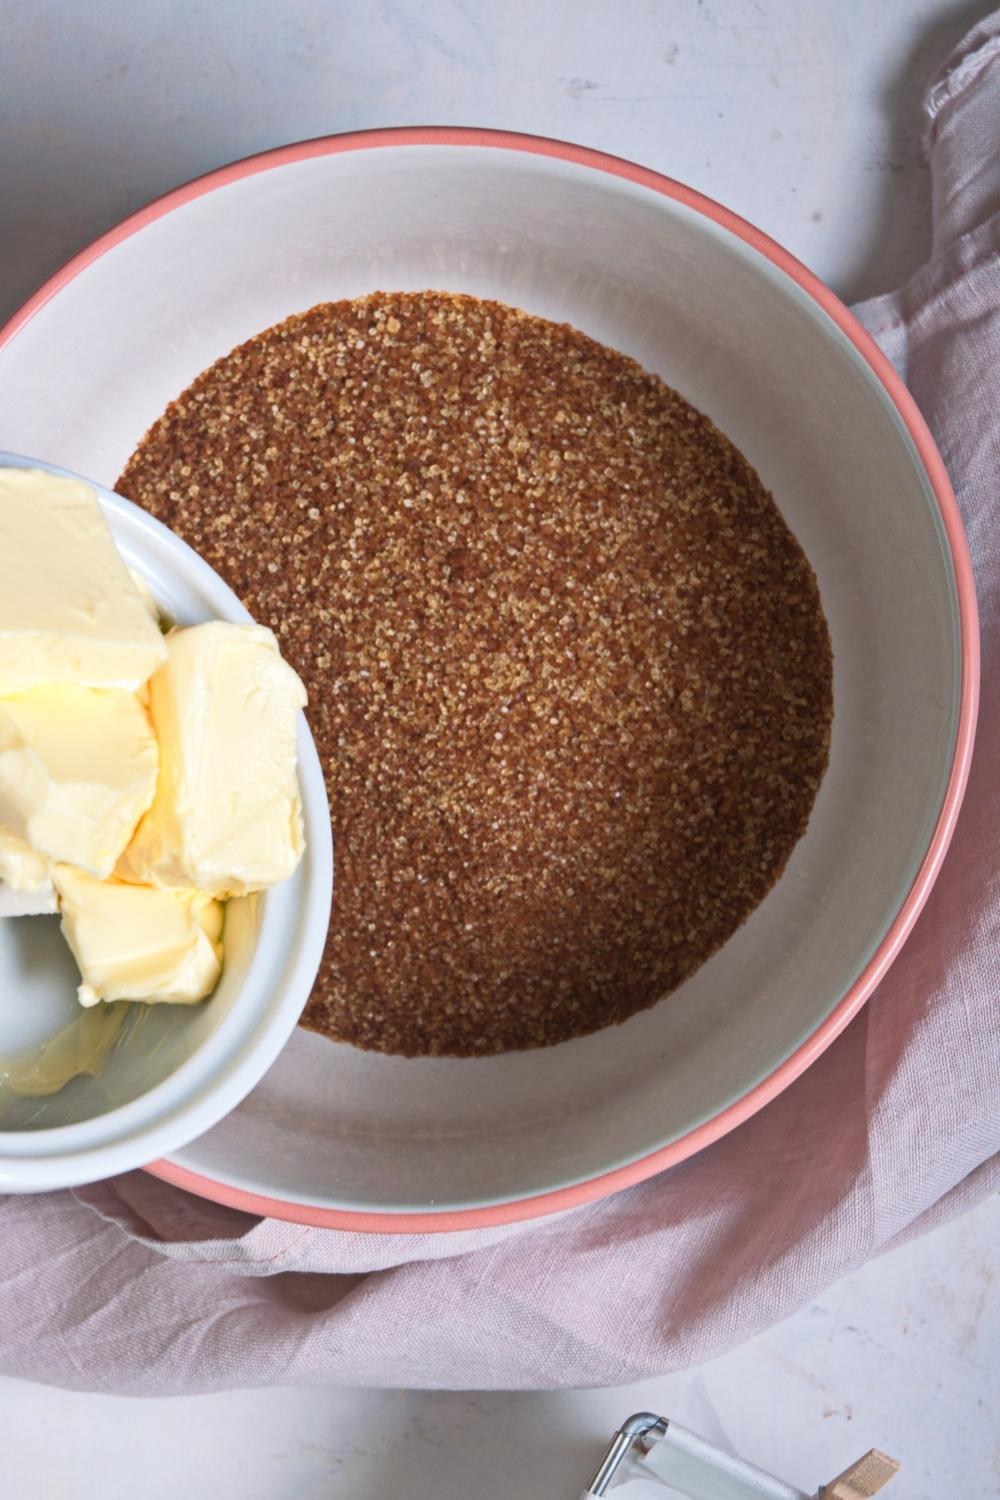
[
  {"xmin": 0, "ymin": 454, "xmax": 333, "ymax": 1192},
  {"xmin": 0, "ymin": 130, "xmax": 977, "ymax": 1228}
]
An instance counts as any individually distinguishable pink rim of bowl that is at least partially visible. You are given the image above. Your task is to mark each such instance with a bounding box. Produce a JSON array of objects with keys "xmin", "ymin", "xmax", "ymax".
[{"xmin": 0, "ymin": 127, "xmax": 979, "ymax": 1234}]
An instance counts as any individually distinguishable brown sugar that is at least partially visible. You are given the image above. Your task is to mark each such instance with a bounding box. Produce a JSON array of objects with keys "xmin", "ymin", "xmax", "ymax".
[{"xmin": 117, "ymin": 291, "xmax": 832, "ymax": 1056}]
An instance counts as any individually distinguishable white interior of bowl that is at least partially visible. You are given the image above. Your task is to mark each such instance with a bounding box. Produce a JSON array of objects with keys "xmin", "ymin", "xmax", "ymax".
[
  {"xmin": 0, "ymin": 463, "xmax": 332, "ymax": 1190},
  {"xmin": 0, "ymin": 144, "xmax": 960, "ymax": 1213}
]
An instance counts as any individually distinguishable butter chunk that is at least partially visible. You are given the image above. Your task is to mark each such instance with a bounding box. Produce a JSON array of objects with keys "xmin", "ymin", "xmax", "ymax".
[
  {"xmin": 0, "ymin": 822, "xmax": 52, "ymax": 893},
  {"xmin": 0, "ymin": 823, "xmax": 57, "ymax": 914},
  {"xmin": 0, "ymin": 884, "xmax": 58, "ymax": 917},
  {"xmin": 120, "ymin": 622, "xmax": 307, "ymax": 898},
  {"xmin": 128, "ymin": 568, "xmax": 163, "ymax": 627},
  {"xmin": 53, "ymin": 864, "xmax": 223, "ymax": 1007},
  {"xmin": 0, "ymin": 467, "xmax": 167, "ymax": 693},
  {"xmin": 0, "ymin": 687, "xmax": 159, "ymax": 879}
]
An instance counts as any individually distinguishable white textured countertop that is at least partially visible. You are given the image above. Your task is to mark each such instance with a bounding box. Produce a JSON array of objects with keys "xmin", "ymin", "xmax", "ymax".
[{"xmin": 2, "ymin": 1, "xmax": 998, "ymax": 1495}]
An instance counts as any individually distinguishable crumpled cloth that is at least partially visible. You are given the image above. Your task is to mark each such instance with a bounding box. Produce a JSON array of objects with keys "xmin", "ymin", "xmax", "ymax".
[{"xmin": 2, "ymin": 13, "xmax": 998, "ymax": 1395}]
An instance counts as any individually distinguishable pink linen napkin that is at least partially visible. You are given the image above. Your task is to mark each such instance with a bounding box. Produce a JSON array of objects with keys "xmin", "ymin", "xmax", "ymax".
[{"xmin": 2, "ymin": 13, "xmax": 998, "ymax": 1395}]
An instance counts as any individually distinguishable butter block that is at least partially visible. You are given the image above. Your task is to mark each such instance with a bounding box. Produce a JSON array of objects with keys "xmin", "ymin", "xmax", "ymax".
[
  {"xmin": 120, "ymin": 622, "xmax": 307, "ymax": 898},
  {"xmin": 0, "ymin": 822, "xmax": 57, "ymax": 915},
  {"xmin": 0, "ymin": 822, "xmax": 53, "ymax": 893},
  {"xmin": 0, "ymin": 467, "xmax": 167, "ymax": 693},
  {"xmin": 0, "ymin": 687, "xmax": 159, "ymax": 879},
  {"xmin": 128, "ymin": 568, "xmax": 163, "ymax": 627},
  {"xmin": 0, "ymin": 883, "xmax": 58, "ymax": 917},
  {"xmin": 53, "ymin": 864, "xmax": 223, "ymax": 1007}
]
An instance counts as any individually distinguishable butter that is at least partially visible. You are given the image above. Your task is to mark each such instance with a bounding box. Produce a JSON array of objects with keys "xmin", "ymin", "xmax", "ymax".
[
  {"xmin": 53, "ymin": 864, "xmax": 223, "ymax": 1007},
  {"xmin": 120, "ymin": 622, "xmax": 306, "ymax": 898},
  {"xmin": 128, "ymin": 568, "xmax": 163, "ymax": 627},
  {"xmin": 0, "ymin": 687, "xmax": 159, "ymax": 879},
  {"xmin": 0, "ymin": 884, "xmax": 58, "ymax": 917},
  {"xmin": 0, "ymin": 472, "xmax": 304, "ymax": 1011},
  {"xmin": 0, "ymin": 822, "xmax": 56, "ymax": 917},
  {"xmin": 0, "ymin": 823, "xmax": 52, "ymax": 892},
  {"xmin": 0, "ymin": 468, "xmax": 167, "ymax": 693}
]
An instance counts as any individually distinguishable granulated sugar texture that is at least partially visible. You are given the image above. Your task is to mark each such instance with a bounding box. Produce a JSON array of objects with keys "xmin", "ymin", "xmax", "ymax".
[{"xmin": 118, "ymin": 291, "xmax": 832, "ymax": 1056}]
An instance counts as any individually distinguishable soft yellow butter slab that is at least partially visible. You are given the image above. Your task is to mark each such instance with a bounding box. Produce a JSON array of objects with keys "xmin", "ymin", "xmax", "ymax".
[
  {"xmin": 53, "ymin": 864, "xmax": 223, "ymax": 1007},
  {"xmin": 0, "ymin": 468, "xmax": 167, "ymax": 693},
  {"xmin": 0, "ymin": 822, "xmax": 52, "ymax": 893},
  {"xmin": 0, "ymin": 687, "xmax": 159, "ymax": 879},
  {"xmin": 120, "ymin": 622, "xmax": 307, "ymax": 898}
]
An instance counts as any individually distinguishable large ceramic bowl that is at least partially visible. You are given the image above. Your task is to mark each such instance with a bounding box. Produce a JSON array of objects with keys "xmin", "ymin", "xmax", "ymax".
[
  {"xmin": 0, "ymin": 455, "xmax": 333, "ymax": 1192},
  {"xmin": 0, "ymin": 129, "xmax": 977, "ymax": 1228}
]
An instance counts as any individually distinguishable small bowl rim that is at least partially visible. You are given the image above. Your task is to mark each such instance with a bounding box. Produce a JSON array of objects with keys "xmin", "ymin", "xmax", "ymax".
[
  {"xmin": 0, "ymin": 126, "xmax": 979, "ymax": 1230},
  {"xmin": 0, "ymin": 455, "xmax": 334, "ymax": 1191}
]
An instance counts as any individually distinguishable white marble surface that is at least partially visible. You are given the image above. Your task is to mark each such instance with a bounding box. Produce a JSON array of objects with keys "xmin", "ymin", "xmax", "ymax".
[{"xmin": 2, "ymin": 0, "xmax": 998, "ymax": 1495}]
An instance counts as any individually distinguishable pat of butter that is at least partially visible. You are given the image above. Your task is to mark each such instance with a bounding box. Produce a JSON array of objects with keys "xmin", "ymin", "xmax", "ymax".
[
  {"xmin": 0, "ymin": 687, "xmax": 159, "ymax": 879},
  {"xmin": 120, "ymin": 622, "xmax": 306, "ymax": 898},
  {"xmin": 53, "ymin": 864, "xmax": 224, "ymax": 1007},
  {"xmin": 0, "ymin": 822, "xmax": 52, "ymax": 893},
  {"xmin": 0, "ymin": 886, "xmax": 58, "ymax": 916},
  {"xmin": 0, "ymin": 468, "xmax": 167, "ymax": 693},
  {"xmin": 128, "ymin": 568, "xmax": 163, "ymax": 626}
]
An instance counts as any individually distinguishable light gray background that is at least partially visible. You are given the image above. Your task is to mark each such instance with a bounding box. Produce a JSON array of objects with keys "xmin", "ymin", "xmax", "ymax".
[
  {"xmin": 1, "ymin": 0, "xmax": 989, "ymax": 320},
  {"xmin": 2, "ymin": 2, "xmax": 998, "ymax": 1497}
]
